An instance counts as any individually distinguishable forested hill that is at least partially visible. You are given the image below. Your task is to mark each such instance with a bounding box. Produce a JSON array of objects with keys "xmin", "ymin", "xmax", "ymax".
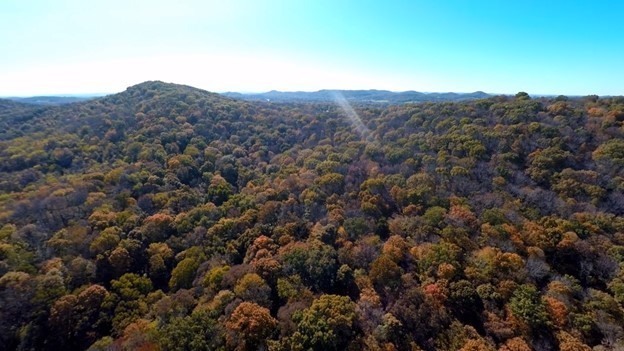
[
  {"xmin": 1, "ymin": 81, "xmax": 624, "ymax": 351},
  {"xmin": 0, "ymin": 81, "xmax": 237, "ymax": 141}
]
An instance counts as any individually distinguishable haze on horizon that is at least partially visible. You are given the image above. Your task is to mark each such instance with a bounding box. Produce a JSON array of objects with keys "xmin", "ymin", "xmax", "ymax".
[{"xmin": 1, "ymin": 0, "xmax": 622, "ymax": 97}]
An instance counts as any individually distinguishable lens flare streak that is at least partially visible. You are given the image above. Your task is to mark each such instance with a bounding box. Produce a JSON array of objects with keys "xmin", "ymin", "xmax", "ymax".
[{"xmin": 331, "ymin": 91, "xmax": 373, "ymax": 142}]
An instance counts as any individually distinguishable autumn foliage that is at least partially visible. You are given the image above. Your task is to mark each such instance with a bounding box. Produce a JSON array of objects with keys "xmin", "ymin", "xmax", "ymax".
[{"xmin": 1, "ymin": 82, "xmax": 623, "ymax": 350}]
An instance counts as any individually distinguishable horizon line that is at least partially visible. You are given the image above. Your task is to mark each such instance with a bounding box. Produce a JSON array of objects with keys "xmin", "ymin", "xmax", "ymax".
[
  {"xmin": 0, "ymin": 81, "xmax": 620, "ymax": 98},
  {"xmin": 2, "ymin": 87, "xmax": 491, "ymax": 98}
]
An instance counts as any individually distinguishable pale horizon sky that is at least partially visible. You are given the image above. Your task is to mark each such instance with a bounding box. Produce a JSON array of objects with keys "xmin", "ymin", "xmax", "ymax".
[{"xmin": 1, "ymin": 0, "xmax": 623, "ymax": 97}]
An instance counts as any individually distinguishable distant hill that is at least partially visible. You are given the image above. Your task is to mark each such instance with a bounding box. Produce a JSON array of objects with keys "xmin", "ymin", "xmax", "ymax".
[
  {"xmin": 223, "ymin": 89, "xmax": 490, "ymax": 103},
  {"xmin": 0, "ymin": 98, "xmax": 37, "ymax": 111},
  {"xmin": 0, "ymin": 98, "xmax": 47, "ymax": 123},
  {"xmin": 0, "ymin": 80, "xmax": 237, "ymax": 140},
  {"xmin": 6, "ymin": 95, "xmax": 100, "ymax": 105}
]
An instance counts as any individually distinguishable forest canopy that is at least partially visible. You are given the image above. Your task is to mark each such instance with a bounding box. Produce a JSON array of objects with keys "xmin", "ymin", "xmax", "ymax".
[{"xmin": 1, "ymin": 81, "xmax": 624, "ymax": 351}]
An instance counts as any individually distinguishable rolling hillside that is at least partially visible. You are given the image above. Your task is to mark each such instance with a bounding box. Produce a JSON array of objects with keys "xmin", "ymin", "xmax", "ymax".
[{"xmin": 1, "ymin": 81, "xmax": 624, "ymax": 351}]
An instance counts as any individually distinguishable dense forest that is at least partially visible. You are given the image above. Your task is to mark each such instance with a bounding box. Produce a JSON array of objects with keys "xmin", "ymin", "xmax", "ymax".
[{"xmin": 1, "ymin": 81, "xmax": 624, "ymax": 351}]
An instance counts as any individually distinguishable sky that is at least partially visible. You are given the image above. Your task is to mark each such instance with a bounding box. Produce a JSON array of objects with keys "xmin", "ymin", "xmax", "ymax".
[{"xmin": 1, "ymin": 0, "xmax": 623, "ymax": 96}]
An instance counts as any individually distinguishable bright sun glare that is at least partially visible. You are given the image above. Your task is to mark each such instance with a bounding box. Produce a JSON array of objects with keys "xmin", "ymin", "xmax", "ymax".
[{"xmin": 331, "ymin": 91, "xmax": 374, "ymax": 142}]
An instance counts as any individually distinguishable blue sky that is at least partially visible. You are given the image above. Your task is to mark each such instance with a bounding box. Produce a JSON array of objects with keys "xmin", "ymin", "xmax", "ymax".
[{"xmin": 1, "ymin": 0, "xmax": 622, "ymax": 96}]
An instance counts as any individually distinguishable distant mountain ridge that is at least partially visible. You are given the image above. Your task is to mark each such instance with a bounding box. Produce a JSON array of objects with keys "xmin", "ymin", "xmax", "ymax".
[
  {"xmin": 223, "ymin": 89, "xmax": 490, "ymax": 103},
  {"xmin": 5, "ymin": 95, "xmax": 99, "ymax": 105},
  {"xmin": 5, "ymin": 85, "xmax": 491, "ymax": 105}
]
